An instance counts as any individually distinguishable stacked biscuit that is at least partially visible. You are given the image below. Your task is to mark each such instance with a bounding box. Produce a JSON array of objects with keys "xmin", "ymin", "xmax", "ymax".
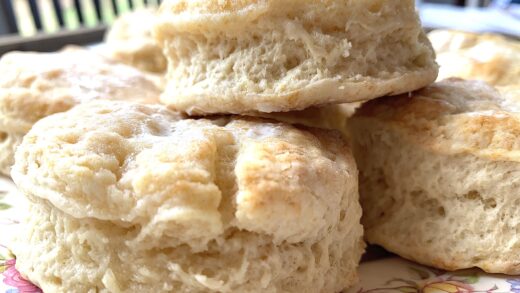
[
  {"xmin": 13, "ymin": 102, "xmax": 363, "ymax": 292},
  {"xmin": 350, "ymin": 78, "xmax": 520, "ymax": 273},
  {"xmin": 8, "ymin": 1, "xmax": 519, "ymax": 292},
  {"xmin": 347, "ymin": 30, "xmax": 520, "ymax": 274}
]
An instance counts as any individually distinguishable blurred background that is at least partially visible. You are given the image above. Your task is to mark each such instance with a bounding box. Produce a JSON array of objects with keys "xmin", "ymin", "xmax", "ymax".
[
  {"xmin": 0, "ymin": 0, "xmax": 161, "ymax": 55},
  {"xmin": 1, "ymin": 0, "xmax": 160, "ymax": 36},
  {"xmin": 0, "ymin": 0, "xmax": 519, "ymax": 54},
  {"xmin": 419, "ymin": 0, "xmax": 520, "ymax": 37}
]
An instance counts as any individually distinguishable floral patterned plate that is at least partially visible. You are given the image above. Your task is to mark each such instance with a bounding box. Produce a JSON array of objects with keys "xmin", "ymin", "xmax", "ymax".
[
  {"xmin": 347, "ymin": 256, "xmax": 520, "ymax": 293},
  {"xmin": 0, "ymin": 176, "xmax": 519, "ymax": 293}
]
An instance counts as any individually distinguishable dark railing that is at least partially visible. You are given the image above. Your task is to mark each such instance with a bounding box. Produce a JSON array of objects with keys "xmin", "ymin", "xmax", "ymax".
[
  {"xmin": 1, "ymin": 0, "xmax": 161, "ymax": 34},
  {"xmin": 0, "ymin": 0, "xmax": 18, "ymax": 35},
  {"xmin": 0, "ymin": 0, "xmax": 160, "ymax": 55},
  {"xmin": 427, "ymin": 0, "xmax": 492, "ymax": 5}
]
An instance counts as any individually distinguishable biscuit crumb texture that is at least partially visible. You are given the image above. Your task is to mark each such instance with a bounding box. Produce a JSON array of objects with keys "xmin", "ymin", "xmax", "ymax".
[
  {"xmin": 0, "ymin": 48, "xmax": 160, "ymax": 175},
  {"xmin": 154, "ymin": 0, "xmax": 438, "ymax": 114},
  {"xmin": 12, "ymin": 101, "xmax": 364, "ymax": 292},
  {"xmin": 348, "ymin": 79, "xmax": 520, "ymax": 273}
]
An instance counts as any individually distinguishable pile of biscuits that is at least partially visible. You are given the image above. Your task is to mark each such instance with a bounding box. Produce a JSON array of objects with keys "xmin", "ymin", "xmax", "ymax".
[{"xmin": 1, "ymin": 0, "xmax": 519, "ymax": 292}]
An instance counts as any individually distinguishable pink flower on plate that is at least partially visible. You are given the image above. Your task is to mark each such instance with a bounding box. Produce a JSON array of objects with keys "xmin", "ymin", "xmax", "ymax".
[{"xmin": 3, "ymin": 259, "xmax": 42, "ymax": 293}]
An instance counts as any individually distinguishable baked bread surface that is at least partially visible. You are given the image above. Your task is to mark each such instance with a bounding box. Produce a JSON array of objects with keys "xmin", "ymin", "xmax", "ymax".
[
  {"xmin": 105, "ymin": 9, "xmax": 167, "ymax": 73},
  {"xmin": 429, "ymin": 30, "xmax": 520, "ymax": 86},
  {"xmin": 0, "ymin": 48, "xmax": 160, "ymax": 175},
  {"xmin": 12, "ymin": 101, "xmax": 364, "ymax": 292},
  {"xmin": 348, "ymin": 78, "xmax": 520, "ymax": 273},
  {"xmin": 154, "ymin": 0, "xmax": 438, "ymax": 114}
]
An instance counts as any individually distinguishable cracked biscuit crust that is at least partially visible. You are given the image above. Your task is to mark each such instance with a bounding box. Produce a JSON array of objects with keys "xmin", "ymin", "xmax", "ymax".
[{"xmin": 12, "ymin": 101, "xmax": 364, "ymax": 292}]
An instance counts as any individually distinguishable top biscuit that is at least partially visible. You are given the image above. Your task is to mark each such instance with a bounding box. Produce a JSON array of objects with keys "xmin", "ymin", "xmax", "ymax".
[{"xmin": 154, "ymin": 0, "xmax": 438, "ymax": 115}]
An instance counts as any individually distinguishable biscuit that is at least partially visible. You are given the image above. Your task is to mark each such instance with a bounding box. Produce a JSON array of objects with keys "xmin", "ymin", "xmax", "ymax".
[
  {"xmin": 154, "ymin": 0, "xmax": 438, "ymax": 114},
  {"xmin": 12, "ymin": 101, "xmax": 364, "ymax": 292},
  {"xmin": 348, "ymin": 78, "xmax": 520, "ymax": 274},
  {"xmin": 429, "ymin": 30, "xmax": 520, "ymax": 86},
  {"xmin": 105, "ymin": 9, "xmax": 167, "ymax": 73},
  {"xmin": 0, "ymin": 48, "xmax": 161, "ymax": 175}
]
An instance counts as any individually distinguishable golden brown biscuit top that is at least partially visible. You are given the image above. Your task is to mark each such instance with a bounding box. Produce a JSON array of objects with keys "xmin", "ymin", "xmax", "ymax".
[
  {"xmin": 0, "ymin": 48, "xmax": 160, "ymax": 133},
  {"xmin": 428, "ymin": 30, "xmax": 520, "ymax": 86},
  {"xmin": 12, "ymin": 101, "xmax": 357, "ymax": 248},
  {"xmin": 428, "ymin": 29, "xmax": 514, "ymax": 53},
  {"xmin": 353, "ymin": 78, "xmax": 520, "ymax": 160}
]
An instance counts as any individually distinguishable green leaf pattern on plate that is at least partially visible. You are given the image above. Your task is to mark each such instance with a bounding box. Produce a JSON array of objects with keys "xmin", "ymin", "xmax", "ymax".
[{"xmin": 0, "ymin": 190, "xmax": 10, "ymax": 210}]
